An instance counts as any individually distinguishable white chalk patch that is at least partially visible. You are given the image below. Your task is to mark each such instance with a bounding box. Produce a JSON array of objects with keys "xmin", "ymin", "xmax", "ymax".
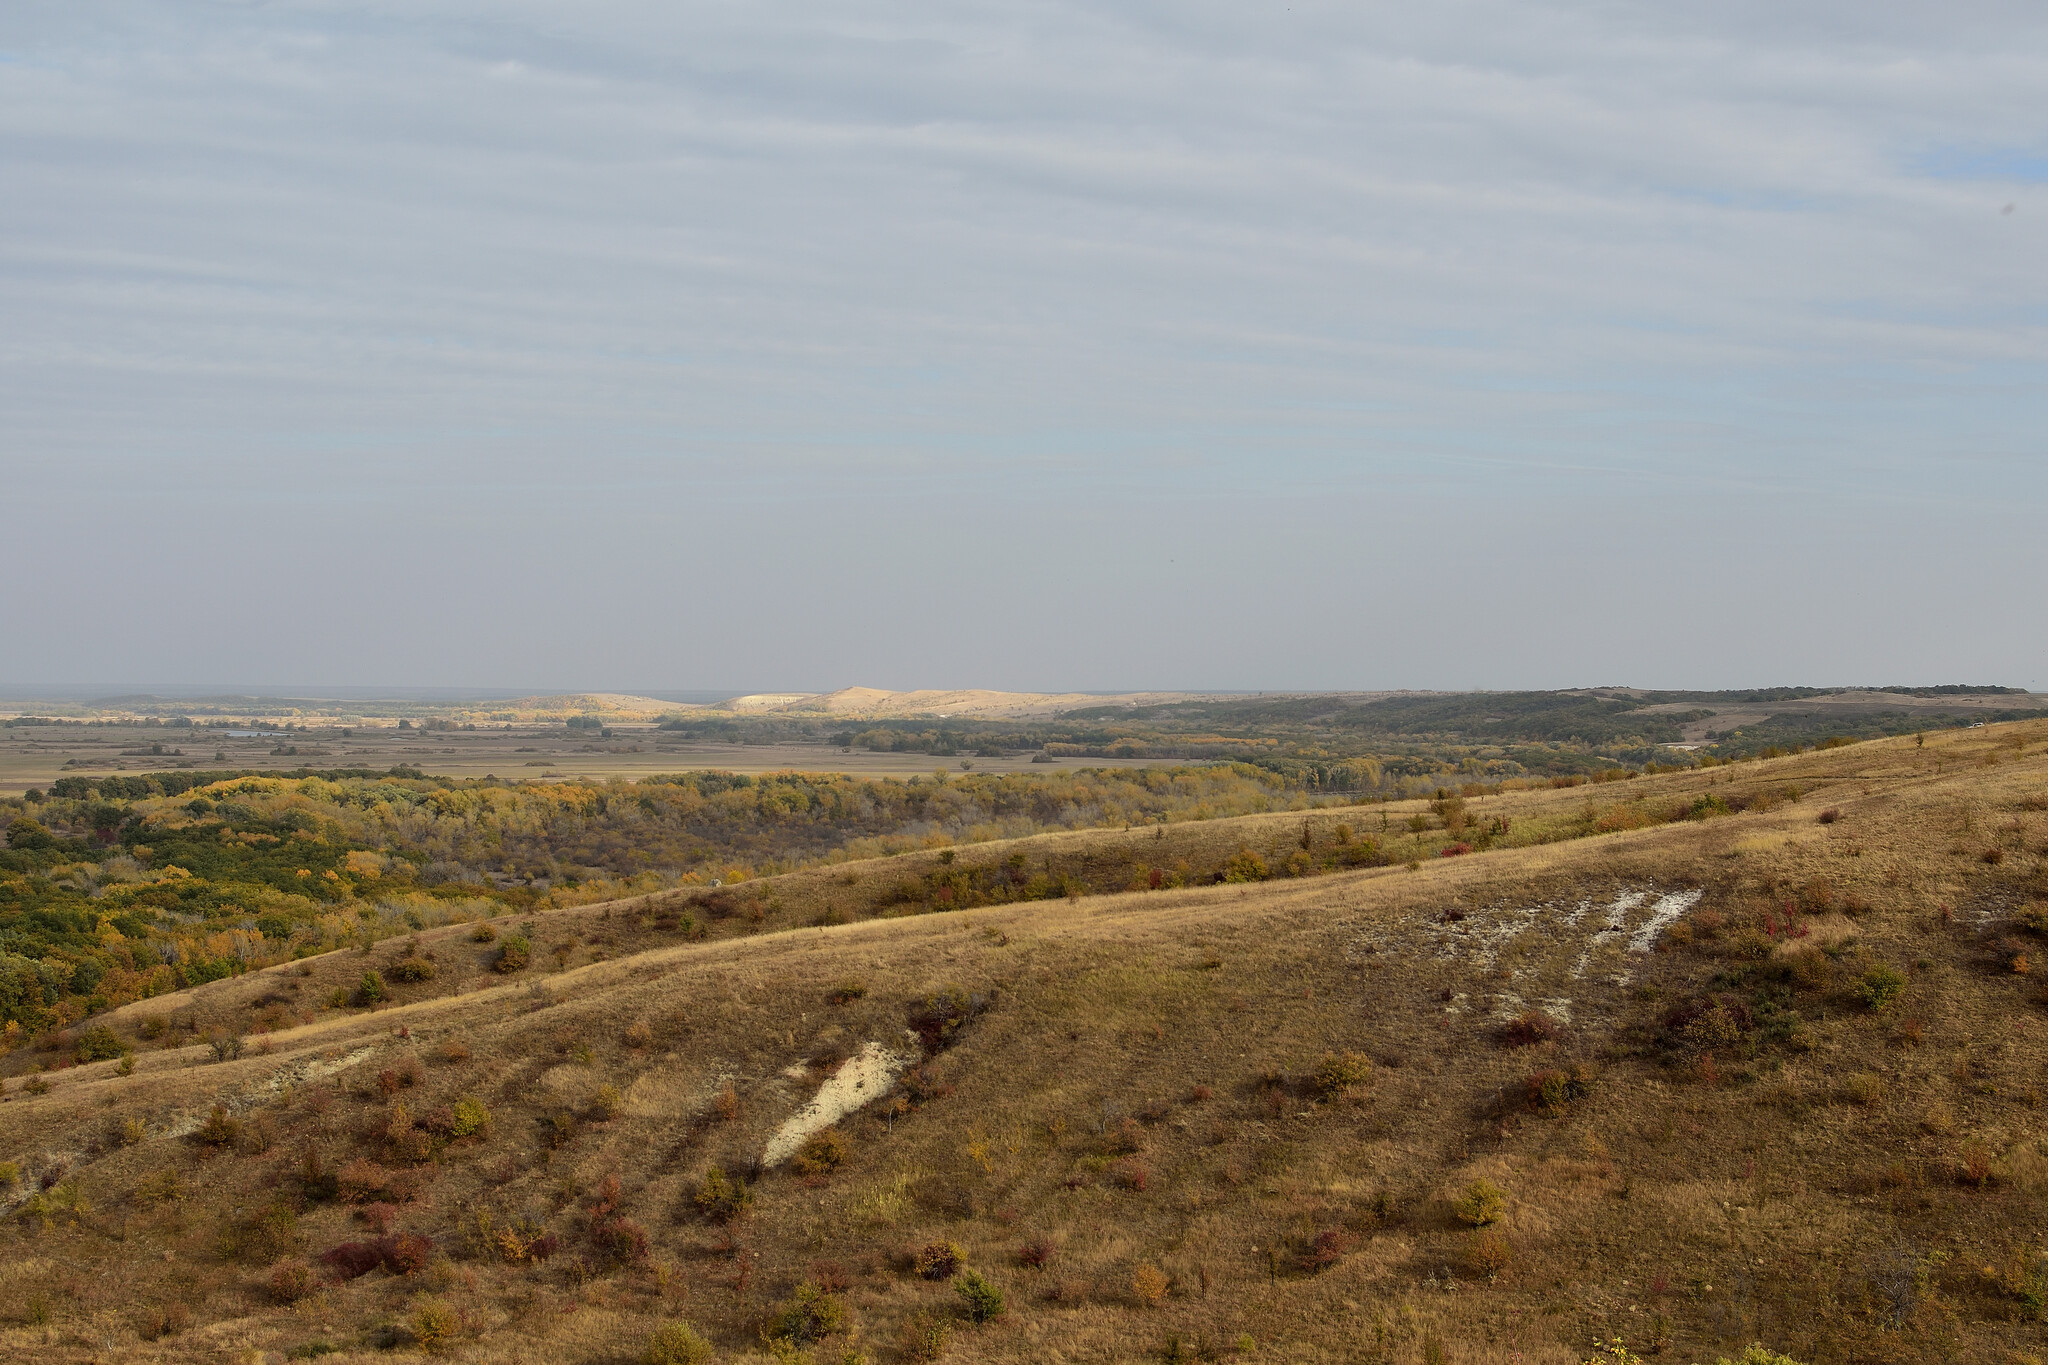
[
  {"xmin": 1571, "ymin": 891, "xmax": 1649, "ymax": 979},
  {"xmin": 762, "ymin": 1042, "xmax": 915, "ymax": 1167},
  {"xmin": 1627, "ymin": 889, "xmax": 1705, "ymax": 954}
]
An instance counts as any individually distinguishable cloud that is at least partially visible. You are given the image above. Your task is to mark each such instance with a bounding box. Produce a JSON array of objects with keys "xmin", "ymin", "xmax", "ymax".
[{"xmin": 0, "ymin": 1, "xmax": 2044, "ymax": 687}]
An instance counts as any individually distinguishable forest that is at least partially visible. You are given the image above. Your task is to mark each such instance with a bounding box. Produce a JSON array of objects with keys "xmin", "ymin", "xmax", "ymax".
[{"xmin": 0, "ymin": 763, "xmax": 1322, "ymax": 1031}]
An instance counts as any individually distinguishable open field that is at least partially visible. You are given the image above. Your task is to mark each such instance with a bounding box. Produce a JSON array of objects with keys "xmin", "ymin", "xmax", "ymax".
[
  {"xmin": 8, "ymin": 686, "xmax": 2045, "ymax": 800},
  {"xmin": 0, "ymin": 726, "xmax": 1165, "ymax": 797},
  {"xmin": 0, "ymin": 720, "xmax": 2043, "ymax": 1363}
]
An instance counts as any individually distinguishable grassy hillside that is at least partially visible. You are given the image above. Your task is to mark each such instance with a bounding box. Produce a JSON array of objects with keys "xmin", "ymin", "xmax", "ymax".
[{"xmin": 0, "ymin": 722, "xmax": 2043, "ymax": 1364}]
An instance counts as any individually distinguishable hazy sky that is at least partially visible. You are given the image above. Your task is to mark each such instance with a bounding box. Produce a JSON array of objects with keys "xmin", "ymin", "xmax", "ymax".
[{"xmin": 4, "ymin": 2, "xmax": 2044, "ymax": 692}]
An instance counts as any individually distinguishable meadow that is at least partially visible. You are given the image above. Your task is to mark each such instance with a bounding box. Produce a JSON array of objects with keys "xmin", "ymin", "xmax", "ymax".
[{"xmin": 0, "ymin": 720, "xmax": 2042, "ymax": 1363}]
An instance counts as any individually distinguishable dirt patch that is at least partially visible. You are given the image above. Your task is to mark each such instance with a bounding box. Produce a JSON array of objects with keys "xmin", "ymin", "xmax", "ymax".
[{"xmin": 761, "ymin": 1041, "xmax": 914, "ymax": 1167}]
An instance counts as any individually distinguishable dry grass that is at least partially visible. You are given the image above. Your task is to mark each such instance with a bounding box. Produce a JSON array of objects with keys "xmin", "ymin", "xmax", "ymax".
[{"xmin": 1, "ymin": 721, "xmax": 2045, "ymax": 1362}]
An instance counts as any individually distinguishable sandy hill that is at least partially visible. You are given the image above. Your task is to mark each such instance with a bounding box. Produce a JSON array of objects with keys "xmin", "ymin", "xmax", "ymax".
[
  {"xmin": 2, "ymin": 724, "xmax": 2044, "ymax": 1364},
  {"xmin": 718, "ymin": 687, "xmax": 1213, "ymax": 719}
]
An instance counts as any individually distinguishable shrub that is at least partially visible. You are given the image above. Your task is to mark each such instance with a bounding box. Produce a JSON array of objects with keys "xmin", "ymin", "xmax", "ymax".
[
  {"xmin": 767, "ymin": 1280, "xmax": 847, "ymax": 1346},
  {"xmin": 1526, "ymin": 1064, "xmax": 1595, "ymax": 1113},
  {"xmin": 1299, "ymin": 1228, "xmax": 1356, "ymax": 1272},
  {"xmin": 76, "ymin": 1025, "xmax": 125, "ymax": 1063},
  {"xmin": 624, "ymin": 1020, "xmax": 654, "ymax": 1049},
  {"xmin": 1313, "ymin": 1050, "xmax": 1373, "ymax": 1096},
  {"xmin": 494, "ymin": 935, "xmax": 531, "ymax": 973},
  {"xmin": 793, "ymin": 1128, "xmax": 848, "ymax": 1177},
  {"xmin": 908, "ymin": 986, "xmax": 975, "ymax": 1051},
  {"xmin": 269, "ymin": 1259, "xmax": 317, "ymax": 1303},
  {"xmin": 1857, "ymin": 964, "xmax": 1907, "ymax": 1011},
  {"xmin": 1221, "ymin": 849, "xmax": 1268, "ymax": 883},
  {"xmin": 132, "ymin": 1169, "xmax": 187, "ymax": 1208},
  {"xmin": 1499, "ymin": 1011, "xmax": 1562, "ymax": 1048},
  {"xmin": 1466, "ymin": 1229, "xmax": 1511, "ymax": 1278},
  {"xmin": 693, "ymin": 1165, "xmax": 752, "ymax": 1224},
  {"xmin": 1131, "ymin": 1262, "xmax": 1170, "ymax": 1307},
  {"xmin": 915, "ymin": 1240, "xmax": 962, "ymax": 1280},
  {"xmin": 208, "ymin": 1032, "xmax": 245, "ymax": 1062},
  {"xmin": 389, "ymin": 1232, "xmax": 434, "ymax": 1274},
  {"xmin": 354, "ymin": 971, "xmax": 387, "ymax": 1006},
  {"xmin": 197, "ymin": 1104, "xmax": 242, "ymax": 1147},
  {"xmin": 1452, "ymin": 1179, "xmax": 1506, "ymax": 1226},
  {"xmin": 643, "ymin": 1321, "xmax": 714, "ymax": 1365},
  {"xmin": 139, "ymin": 1301, "xmax": 190, "ymax": 1340},
  {"xmin": 1109, "ymin": 1158, "xmax": 1150, "ymax": 1191},
  {"xmin": 899, "ymin": 1312, "xmax": 952, "ymax": 1362},
  {"xmin": 409, "ymin": 1296, "xmax": 459, "ymax": 1354},
  {"xmin": 448, "ymin": 1095, "xmax": 491, "ymax": 1138},
  {"xmin": 591, "ymin": 1213, "xmax": 650, "ymax": 1264},
  {"xmin": 589, "ymin": 1084, "xmax": 623, "ymax": 1121},
  {"xmin": 388, "ymin": 957, "xmax": 436, "ymax": 984},
  {"xmin": 321, "ymin": 1240, "xmax": 389, "ymax": 1280},
  {"xmin": 955, "ymin": 1268, "xmax": 1006, "ymax": 1323},
  {"xmin": 1711, "ymin": 1349, "xmax": 1806, "ymax": 1365},
  {"xmin": 1018, "ymin": 1237, "xmax": 1055, "ymax": 1268},
  {"xmin": 469, "ymin": 921, "xmax": 499, "ymax": 943},
  {"xmin": 1840, "ymin": 1073, "xmax": 1884, "ymax": 1106},
  {"xmin": 828, "ymin": 979, "xmax": 868, "ymax": 1005}
]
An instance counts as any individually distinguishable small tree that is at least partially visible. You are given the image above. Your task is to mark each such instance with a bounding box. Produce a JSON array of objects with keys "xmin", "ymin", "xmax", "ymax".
[
  {"xmin": 955, "ymin": 1268, "xmax": 1006, "ymax": 1323},
  {"xmin": 354, "ymin": 970, "xmax": 387, "ymax": 1005},
  {"xmin": 643, "ymin": 1322, "xmax": 713, "ymax": 1365},
  {"xmin": 766, "ymin": 1281, "xmax": 847, "ymax": 1346},
  {"xmin": 1452, "ymin": 1179, "xmax": 1506, "ymax": 1226}
]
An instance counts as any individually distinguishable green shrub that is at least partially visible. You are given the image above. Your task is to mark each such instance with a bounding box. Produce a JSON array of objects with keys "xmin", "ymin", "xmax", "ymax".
[
  {"xmin": 767, "ymin": 1280, "xmax": 847, "ymax": 1346},
  {"xmin": 197, "ymin": 1104, "xmax": 242, "ymax": 1147},
  {"xmin": 642, "ymin": 1321, "xmax": 714, "ymax": 1365},
  {"xmin": 955, "ymin": 1268, "xmax": 1006, "ymax": 1323},
  {"xmin": 354, "ymin": 971, "xmax": 386, "ymax": 1005},
  {"xmin": 494, "ymin": 936, "xmax": 531, "ymax": 973},
  {"xmin": 1221, "ymin": 849, "xmax": 1269, "ymax": 883},
  {"xmin": 1313, "ymin": 1051, "xmax": 1373, "ymax": 1096},
  {"xmin": 470, "ymin": 922, "xmax": 499, "ymax": 943},
  {"xmin": 899, "ymin": 1312, "xmax": 951, "ymax": 1362},
  {"xmin": 1857, "ymin": 964, "xmax": 1906, "ymax": 1011},
  {"xmin": 693, "ymin": 1166, "xmax": 752, "ymax": 1224},
  {"xmin": 449, "ymin": 1096, "xmax": 491, "ymax": 1138},
  {"xmin": 1712, "ymin": 1348, "xmax": 1806, "ymax": 1365},
  {"xmin": 76, "ymin": 1024, "xmax": 126, "ymax": 1063},
  {"xmin": 589, "ymin": 1084, "xmax": 623, "ymax": 1121},
  {"xmin": 388, "ymin": 957, "xmax": 436, "ymax": 984},
  {"xmin": 1451, "ymin": 1179, "xmax": 1506, "ymax": 1226},
  {"xmin": 409, "ymin": 1296, "xmax": 459, "ymax": 1355}
]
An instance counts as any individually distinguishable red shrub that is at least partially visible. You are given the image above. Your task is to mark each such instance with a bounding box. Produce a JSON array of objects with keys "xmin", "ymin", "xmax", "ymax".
[
  {"xmin": 1440, "ymin": 843, "xmax": 1473, "ymax": 858},
  {"xmin": 1498, "ymin": 1010, "xmax": 1561, "ymax": 1048},
  {"xmin": 1299, "ymin": 1228, "xmax": 1356, "ymax": 1273},
  {"xmin": 321, "ymin": 1240, "xmax": 390, "ymax": 1280},
  {"xmin": 388, "ymin": 1233, "xmax": 433, "ymax": 1275}
]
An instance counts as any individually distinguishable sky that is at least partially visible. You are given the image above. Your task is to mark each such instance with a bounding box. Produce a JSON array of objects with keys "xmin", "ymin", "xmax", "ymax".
[{"xmin": 3, "ymin": 1, "xmax": 2045, "ymax": 693}]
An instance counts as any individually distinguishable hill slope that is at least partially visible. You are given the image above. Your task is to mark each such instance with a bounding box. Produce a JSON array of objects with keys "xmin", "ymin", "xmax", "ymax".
[{"xmin": 1, "ymin": 723, "xmax": 2044, "ymax": 1364}]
